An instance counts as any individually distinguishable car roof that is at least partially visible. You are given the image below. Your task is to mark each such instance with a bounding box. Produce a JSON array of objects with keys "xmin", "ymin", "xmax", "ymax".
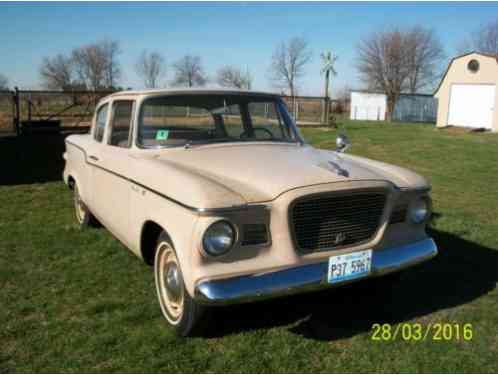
[{"xmin": 107, "ymin": 88, "xmax": 281, "ymax": 99}]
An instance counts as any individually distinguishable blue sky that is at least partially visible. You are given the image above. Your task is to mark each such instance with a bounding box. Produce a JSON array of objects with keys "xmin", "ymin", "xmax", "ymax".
[{"xmin": 1, "ymin": 1, "xmax": 497, "ymax": 95}]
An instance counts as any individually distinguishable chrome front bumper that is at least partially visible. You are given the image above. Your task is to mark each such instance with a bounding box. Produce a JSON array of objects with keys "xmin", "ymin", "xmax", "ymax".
[{"xmin": 194, "ymin": 238, "xmax": 438, "ymax": 305}]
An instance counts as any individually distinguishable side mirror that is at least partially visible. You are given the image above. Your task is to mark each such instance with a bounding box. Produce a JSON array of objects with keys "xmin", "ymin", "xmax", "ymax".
[{"xmin": 336, "ymin": 134, "xmax": 351, "ymax": 153}]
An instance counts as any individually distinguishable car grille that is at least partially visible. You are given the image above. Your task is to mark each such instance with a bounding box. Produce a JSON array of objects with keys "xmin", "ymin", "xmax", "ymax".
[{"xmin": 290, "ymin": 191, "xmax": 387, "ymax": 253}]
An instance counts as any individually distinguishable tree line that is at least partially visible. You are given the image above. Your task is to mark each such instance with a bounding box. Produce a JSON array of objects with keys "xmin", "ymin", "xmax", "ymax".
[
  {"xmin": 357, "ymin": 19, "xmax": 498, "ymax": 119},
  {"xmin": 2, "ymin": 19, "xmax": 498, "ymax": 120}
]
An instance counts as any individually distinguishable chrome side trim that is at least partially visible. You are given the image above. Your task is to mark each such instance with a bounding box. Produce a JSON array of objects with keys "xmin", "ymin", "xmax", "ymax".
[{"xmin": 194, "ymin": 238, "xmax": 438, "ymax": 305}]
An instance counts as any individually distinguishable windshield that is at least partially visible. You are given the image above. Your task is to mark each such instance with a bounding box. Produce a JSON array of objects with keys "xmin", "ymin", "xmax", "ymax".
[{"xmin": 137, "ymin": 94, "xmax": 302, "ymax": 148}]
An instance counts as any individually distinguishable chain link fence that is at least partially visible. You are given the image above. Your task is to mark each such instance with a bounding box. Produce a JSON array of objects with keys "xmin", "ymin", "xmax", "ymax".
[
  {"xmin": 0, "ymin": 91, "xmax": 15, "ymax": 134},
  {"xmin": 0, "ymin": 89, "xmax": 114, "ymax": 135},
  {"xmin": 0, "ymin": 90, "xmax": 349, "ymax": 135},
  {"xmin": 283, "ymin": 95, "xmax": 349, "ymax": 125}
]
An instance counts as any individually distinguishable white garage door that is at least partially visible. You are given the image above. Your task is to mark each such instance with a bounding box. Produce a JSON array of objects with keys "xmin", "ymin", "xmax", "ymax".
[{"xmin": 448, "ymin": 84, "xmax": 495, "ymax": 129}]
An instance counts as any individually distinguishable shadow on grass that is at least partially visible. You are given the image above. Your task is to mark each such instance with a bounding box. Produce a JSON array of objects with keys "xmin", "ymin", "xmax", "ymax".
[
  {"xmin": 0, "ymin": 134, "xmax": 68, "ymax": 185},
  {"xmin": 204, "ymin": 228, "xmax": 498, "ymax": 340}
]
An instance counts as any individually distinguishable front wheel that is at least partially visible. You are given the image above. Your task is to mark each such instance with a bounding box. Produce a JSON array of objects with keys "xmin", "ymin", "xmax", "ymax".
[
  {"xmin": 154, "ymin": 232, "xmax": 207, "ymax": 337},
  {"xmin": 73, "ymin": 183, "xmax": 98, "ymax": 228}
]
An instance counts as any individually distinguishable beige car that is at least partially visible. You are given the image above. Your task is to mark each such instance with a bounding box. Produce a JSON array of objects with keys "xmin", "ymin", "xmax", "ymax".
[{"xmin": 63, "ymin": 89, "xmax": 437, "ymax": 336}]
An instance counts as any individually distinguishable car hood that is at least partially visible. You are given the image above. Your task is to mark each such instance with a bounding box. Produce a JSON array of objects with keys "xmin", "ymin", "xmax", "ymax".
[{"xmin": 137, "ymin": 143, "xmax": 429, "ymax": 208}]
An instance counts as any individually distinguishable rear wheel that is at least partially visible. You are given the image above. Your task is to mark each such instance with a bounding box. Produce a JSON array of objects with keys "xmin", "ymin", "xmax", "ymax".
[
  {"xmin": 154, "ymin": 232, "xmax": 207, "ymax": 337},
  {"xmin": 73, "ymin": 183, "xmax": 98, "ymax": 228}
]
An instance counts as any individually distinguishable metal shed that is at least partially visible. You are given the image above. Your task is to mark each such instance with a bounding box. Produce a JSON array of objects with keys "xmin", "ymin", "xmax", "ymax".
[
  {"xmin": 350, "ymin": 91, "xmax": 386, "ymax": 121},
  {"xmin": 392, "ymin": 94, "xmax": 437, "ymax": 123}
]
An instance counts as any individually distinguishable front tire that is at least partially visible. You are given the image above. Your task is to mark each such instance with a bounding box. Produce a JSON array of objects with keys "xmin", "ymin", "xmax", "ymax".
[
  {"xmin": 154, "ymin": 232, "xmax": 206, "ymax": 337},
  {"xmin": 73, "ymin": 183, "xmax": 98, "ymax": 228}
]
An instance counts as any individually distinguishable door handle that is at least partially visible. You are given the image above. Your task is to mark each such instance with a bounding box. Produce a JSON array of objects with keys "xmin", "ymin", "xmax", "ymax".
[{"xmin": 89, "ymin": 155, "xmax": 99, "ymax": 162}]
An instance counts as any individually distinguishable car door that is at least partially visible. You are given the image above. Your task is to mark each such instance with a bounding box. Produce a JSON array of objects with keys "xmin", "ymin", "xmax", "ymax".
[
  {"xmin": 90, "ymin": 100, "xmax": 135, "ymax": 247},
  {"xmin": 86, "ymin": 102, "xmax": 110, "ymax": 214}
]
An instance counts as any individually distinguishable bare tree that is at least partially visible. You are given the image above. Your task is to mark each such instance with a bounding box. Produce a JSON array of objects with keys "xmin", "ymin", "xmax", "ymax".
[
  {"xmin": 456, "ymin": 38, "xmax": 474, "ymax": 55},
  {"xmin": 475, "ymin": 20, "xmax": 498, "ymax": 54},
  {"xmin": 334, "ymin": 84, "xmax": 352, "ymax": 114},
  {"xmin": 460, "ymin": 19, "xmax": 498, "ymax": 55},
  {"xmin": 357, "ymin": 29, "xmax": 411, "ymax": 121},
  {"xmin": 405, "ymin": 27, "xmax": 445, "ymax": 93},
  {"xmin": 135, "ymin": 50, "xmax": 166, "ymax": 88},
  {"xmin": 72, "ymin": 40, "xmax": 121, "ymax": 90},
  {"xmin": 0, "ymin": 74, "xmax": 8, "ymax": 90},
  {"xmin": 72, "ymin": 45, "xmax": 105, "ymax": 90},
  {"xmin": 171, "ymin": 55, "xmax": 207, "ymax": 87},
  {"xmin": 216, "ymin": 65, "xmax": 252, "ymax": 89},
  {"xmin": 269, "ymin": 37, "xmax": 312, "ymax": 97},
  {"xmin": 39, "ymin": 54, "xmax": 75, "ymax": 90},
  {"xmin": 335, "ymin": 85, "xmax": 352, "ymax": 101},
  {"xmin": 101, "ymin": 39, "xmax": 122, "ymax": 88},
  {"xmin": 357, "ymin": 27, "xmax": 445, "ymax": 120}
]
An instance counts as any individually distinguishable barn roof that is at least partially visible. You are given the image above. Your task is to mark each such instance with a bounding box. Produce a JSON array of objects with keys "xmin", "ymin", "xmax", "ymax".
[{"xmin": 433, "ymin": 51, "xmax": 498, "ymax": 96}]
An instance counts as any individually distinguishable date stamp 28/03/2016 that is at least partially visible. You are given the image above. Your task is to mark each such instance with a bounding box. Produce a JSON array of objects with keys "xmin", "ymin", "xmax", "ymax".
[{"xmin": 371, "ymin": 323, "xmax": 473, "ymax": 342}]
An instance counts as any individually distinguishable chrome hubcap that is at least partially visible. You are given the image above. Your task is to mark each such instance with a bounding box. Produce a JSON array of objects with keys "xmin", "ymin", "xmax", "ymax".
[{"xmin": 165, "ymin": 262, "xmax": 182, "ymax": 301}]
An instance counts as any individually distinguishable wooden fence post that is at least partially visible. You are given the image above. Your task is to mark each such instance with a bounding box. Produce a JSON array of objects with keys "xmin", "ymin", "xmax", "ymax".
[
  {"xmin": 28, "ymin": 94, "xmax": 32, "ymax": 123},
  {"xmin": 14, "ymin": 87, "xmax": 20, "ymax": 135},
  {"xmin": 321, "ymin": 97, "xmax": 331, "ymax": 124},
  {"xmin": 321, "ymin": 97, "xmax": 326, "ymax": 124}
]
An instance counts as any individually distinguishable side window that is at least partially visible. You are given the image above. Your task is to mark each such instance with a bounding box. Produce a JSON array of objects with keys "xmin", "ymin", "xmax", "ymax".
[
  {"xmin": 220, "ymin": 104, "xmax": 244, "ymax": 138},
  {"xmin": 248, "ymin": 102, "xmax": 287, "ymax": 138},
  {"xmin": 109, "ymin": 101, "xmax": 134, "ymax": 148},
  {"xmin": 94, "ymin": 104, "xmax": 109, "ymax": 142}
]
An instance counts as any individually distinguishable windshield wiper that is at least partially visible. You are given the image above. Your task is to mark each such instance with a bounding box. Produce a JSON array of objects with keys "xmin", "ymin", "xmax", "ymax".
[
  {"xmin": 183, "ymin": 137, "xmax": 296, "ymax": 149},
  {"xmin": 184, "ymin": 138, "xmax": 237, "ymax": 149}
]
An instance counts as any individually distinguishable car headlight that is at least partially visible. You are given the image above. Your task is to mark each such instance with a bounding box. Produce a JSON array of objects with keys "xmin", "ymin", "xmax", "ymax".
[
  {"xmin": 202, "ymin": 220, "xmax": 236, "ymax": 256},
  {"xmin": 409, "ymin": 196, "xmax": 431, "ymax": 224}
]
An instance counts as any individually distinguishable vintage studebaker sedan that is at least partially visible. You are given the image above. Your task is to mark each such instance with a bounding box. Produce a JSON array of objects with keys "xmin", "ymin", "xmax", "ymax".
[{"xmin": 63, "ymin": 89, "xmax": 438, "ymax": 336}]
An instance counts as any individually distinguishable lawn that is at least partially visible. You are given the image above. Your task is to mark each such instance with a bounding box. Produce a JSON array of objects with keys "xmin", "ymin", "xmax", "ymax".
[{"xmin": 1, "ymin": 121, "xmax": 498, "ymax": 373}]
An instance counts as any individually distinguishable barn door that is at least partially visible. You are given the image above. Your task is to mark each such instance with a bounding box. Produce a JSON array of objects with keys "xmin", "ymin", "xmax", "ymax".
[{"xmin": 448, "ymin": 84, "xmax": 495, "ymax": 129}]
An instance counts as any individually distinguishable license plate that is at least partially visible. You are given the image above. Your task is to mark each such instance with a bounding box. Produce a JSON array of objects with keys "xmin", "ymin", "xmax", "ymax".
[{"xmin": 327, "ymin": 249, "xmax": 372, "ymax": 283}]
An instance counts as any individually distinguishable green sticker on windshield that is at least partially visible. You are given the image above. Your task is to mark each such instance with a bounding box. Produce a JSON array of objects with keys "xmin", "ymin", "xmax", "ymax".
[{"xmin": 156, "ymin": 130, "xmax": 169, "ymax": 141}]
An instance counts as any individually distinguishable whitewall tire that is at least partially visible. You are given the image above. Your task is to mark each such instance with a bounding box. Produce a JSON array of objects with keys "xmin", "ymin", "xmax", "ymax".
[
  {"xmin": 154, "ymin": 232, "xmax": 207, "ymax": 337},
  {"xmin": 73, "ymin": 183, "xmax": 98, "ymax": 229}
]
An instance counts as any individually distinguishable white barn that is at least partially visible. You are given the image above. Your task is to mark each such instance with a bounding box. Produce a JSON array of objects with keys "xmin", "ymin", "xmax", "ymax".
[
  {"xmin": 350, "ymin": 91, "xmax": 387, "ymax": 121},
  {"xmin": 434, "ymin": 52, "xmax": 498, "ymax": 131}
]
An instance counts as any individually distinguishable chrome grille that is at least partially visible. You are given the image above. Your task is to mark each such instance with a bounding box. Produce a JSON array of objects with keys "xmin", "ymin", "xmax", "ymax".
[{"xmin": 290, "ymin": 191, "xmax": 387, "ymax": 253}]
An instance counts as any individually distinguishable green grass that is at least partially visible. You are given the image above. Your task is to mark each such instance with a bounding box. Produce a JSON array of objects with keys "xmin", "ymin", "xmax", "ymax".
[{"xmin": 1, "ymin": 121, "xmax": 498, "ymax": 373}]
